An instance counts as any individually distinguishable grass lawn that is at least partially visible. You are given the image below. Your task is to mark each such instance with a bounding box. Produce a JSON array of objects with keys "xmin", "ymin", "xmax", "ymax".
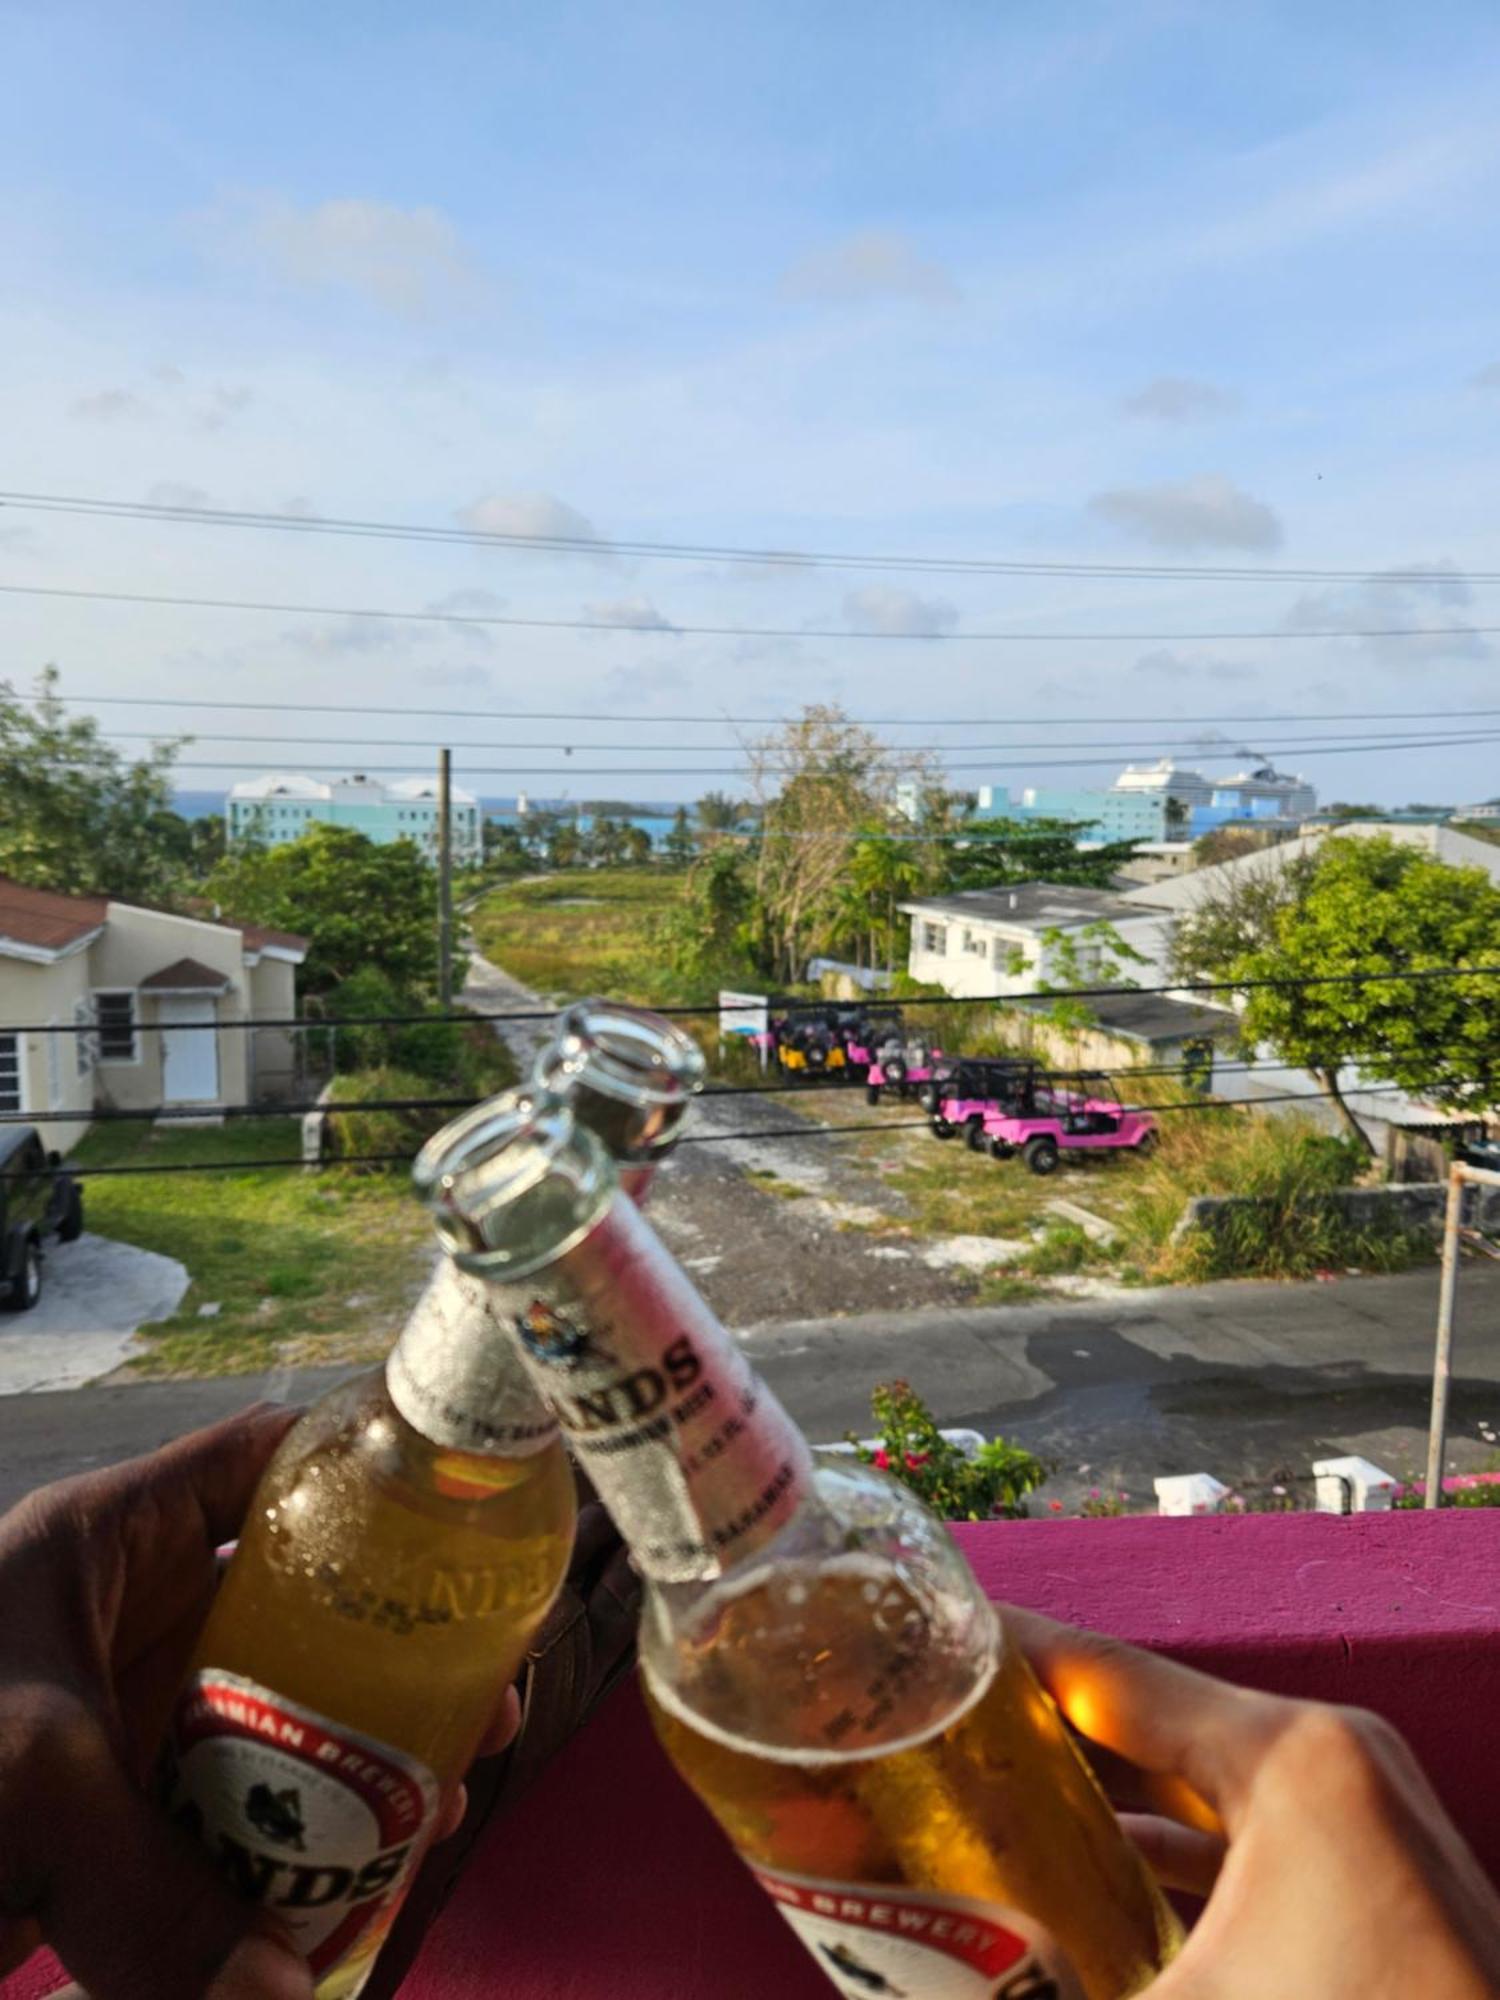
[
  {"xmin": 74, "ymin": 1119, "xmax": 434, "ymax": 1377},
  {"xmin": 468, "ymin": 868, "xmax": 695, "ymax": 1001}
]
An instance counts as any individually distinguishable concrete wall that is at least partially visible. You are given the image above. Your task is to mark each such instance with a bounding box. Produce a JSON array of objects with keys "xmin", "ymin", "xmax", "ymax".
[
  {"xmin": 247, "ymin": 956, "xmax": 299, "ymax": 1099},
  {"xmin": 1172, "ymin": 1179, "xmax": 1500, "ymax": 1247}
]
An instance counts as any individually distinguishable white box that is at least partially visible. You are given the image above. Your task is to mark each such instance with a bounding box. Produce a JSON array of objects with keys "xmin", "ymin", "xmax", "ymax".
[
  {"xmin": 1153, "ymin": 1473, "xmax": 1230, "ymax": 1517},
  {"xmin": 1312, "ymin": 1455, "xmax": 1398, "ymax": 1514}
]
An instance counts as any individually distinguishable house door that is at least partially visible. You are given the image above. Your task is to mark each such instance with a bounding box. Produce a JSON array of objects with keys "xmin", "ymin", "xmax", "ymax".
[{"xmin": 159, "ymin": 997, "xmax": 220, "ymax": 1104}]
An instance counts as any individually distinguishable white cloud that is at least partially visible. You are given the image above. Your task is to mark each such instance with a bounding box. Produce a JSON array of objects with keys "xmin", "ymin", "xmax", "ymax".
[
  {"xmin": 1284, "ymin": 562, "xmax": 1490, "ymax": 667},
  {"xmin": 144, "ymin": 481, "xmax": 213, "ymax": 509},
  {"xmin": 1133, "ymin": 648, "xmax": 1259, "ymax": 683},
  {"xmin": 842, "ymin": 586, "xmax": 958, "ymax": 637},
  {"xmin": 457, "ymin": 492, "xmax": 608, "ymax": 552},
  {"xmin": 1090, "ymin": 475, "xmax": 1282, "ymax": 551},
  {"xmin": 582, "ymin": 596, "xmax": 678, "ymax": 632},
  {"xmin": 780, "ymin": 230, "xmax": 959, "ymax": 305},
  {"xmin": 71, "ymin": 389, "xmax": 146, "ymax": 422},
  {"xmin": 220, "ymin": 196, "xmax": 475, "ymax": 314},
  {"xmin": 426, "ymin": 588, "xmax": 506, "ymax": 617},
  {"xmin": 1471, "ymin": 363, "xmax": 1500, "ymax": 391},
  {"xmin": 602, "ymin": 661, "xmax": 692, "ymax": 709},
  {"xmin": 1123, "ymin": 377, "xmax": 1239, "ymax": 422},
  {"xmin": 195, "ymin": 383, "xmax": 255, "ymax": 431}
]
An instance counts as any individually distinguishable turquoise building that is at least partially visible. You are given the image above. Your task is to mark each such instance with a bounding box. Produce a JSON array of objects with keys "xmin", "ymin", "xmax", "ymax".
[{"xmin": 225, "ymin": 773, "xmax": 482, "ymax": 864}]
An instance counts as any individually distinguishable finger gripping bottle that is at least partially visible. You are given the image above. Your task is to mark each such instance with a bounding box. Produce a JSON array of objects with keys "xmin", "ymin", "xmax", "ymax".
[
  {"xmin": 414, "ymin": 1091, "xmax": 1182, "ymax": 2000},
  {"xmin": 164, "ymin": 1253, "xmax": 577, "ymax": 1998}
]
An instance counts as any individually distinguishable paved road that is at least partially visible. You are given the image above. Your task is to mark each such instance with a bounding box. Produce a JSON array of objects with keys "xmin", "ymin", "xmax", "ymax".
[
  {"xmin": 4, "ymin": 1262, "xmax": 1496, "ymax": 1513},
  {"xmin": 0, "ymin": 1233, "xmax": 189, "ymax": 1396}
]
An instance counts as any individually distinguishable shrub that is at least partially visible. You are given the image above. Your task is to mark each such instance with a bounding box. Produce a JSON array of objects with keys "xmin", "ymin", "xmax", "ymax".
[
  {"xmin": 1117, "ymin": 1108, "xmax": 1430, "ymax": 1282},
  {"xmin": 852, "ymin": 1379, "xmax": 1048, "ymax": 1521}
]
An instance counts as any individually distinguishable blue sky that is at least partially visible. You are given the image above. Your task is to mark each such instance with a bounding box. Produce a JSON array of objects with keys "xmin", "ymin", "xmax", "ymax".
[{"xmin": 4, "ymin": 0, "xmax": 1500, "ymax": 805}]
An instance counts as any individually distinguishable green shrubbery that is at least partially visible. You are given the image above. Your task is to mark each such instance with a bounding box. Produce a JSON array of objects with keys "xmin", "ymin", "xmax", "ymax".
[{"xmin": 853, "ymin": 1380, "xmax": 1048, "ymax": 1520}]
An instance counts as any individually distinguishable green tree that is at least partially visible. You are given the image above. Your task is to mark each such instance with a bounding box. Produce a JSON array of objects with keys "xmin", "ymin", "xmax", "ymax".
[
  {"xmin": 940, "ymin": 819, "xmax": 1139, "ymax": 893},
  {"xmin": 662, "ymin": 806, "xmax": 695, "ymax": 866},
  {"xmin": 619, "ymin": 823, "xmax": 653, "ymax": 865},
  {"xmin": 658, "ymin": 846, "xmax": 754, "ymax": 985},
  {"xmin": 1005, "ymin": 920, "xmax": 1148, "ymax": 1039},
  {"xmin": 692, "ymin": 790, "xmax": 745, "ymax": 844},
  {"xmin": 1174, "ymin": 835, "xmax": 1500, "ymax": 1154},
  {"xmin": 0, "ymin": 668, "xmax": 189, "ymax": 902},
  {"xmin": 206, "ymin": 824, "xmax": 439, "ymax": 999}
]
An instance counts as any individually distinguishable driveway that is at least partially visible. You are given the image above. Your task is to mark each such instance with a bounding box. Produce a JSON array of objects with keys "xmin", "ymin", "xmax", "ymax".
[{"xmin": 0, "ymin": 1233, "xmax": 189, "ymax": 1395}]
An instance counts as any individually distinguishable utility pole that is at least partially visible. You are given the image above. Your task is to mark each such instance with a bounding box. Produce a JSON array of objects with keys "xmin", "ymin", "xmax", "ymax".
[{"xmin": 438, "ymin": 747, "xmax": 454, "ymax": 1010}]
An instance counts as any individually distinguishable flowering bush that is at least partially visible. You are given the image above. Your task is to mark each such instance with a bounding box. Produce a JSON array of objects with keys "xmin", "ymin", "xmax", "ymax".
[{"xmin": 854, "ymin": 1380, "xmax": 1048, "ymax": 1521}]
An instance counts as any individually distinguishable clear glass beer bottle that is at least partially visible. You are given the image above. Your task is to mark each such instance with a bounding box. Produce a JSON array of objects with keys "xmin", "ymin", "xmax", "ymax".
[
  {"xmin": 415, "ymin": 1091, "xmax": 1182, "ymax": 2000},
  {"xmin": 163, "ymin": 1257, "xmax": 577, "ymax": 1999}
]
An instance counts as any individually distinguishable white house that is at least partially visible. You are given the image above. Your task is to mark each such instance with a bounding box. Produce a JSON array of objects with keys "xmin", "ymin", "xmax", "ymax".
[
  {"xmin": 0, "ymin": 877, "xmax": 308, "ymax": 1147},
  {"xmin": 898, "ymin": 884, "xmax": 1173, "ymax": 999}
]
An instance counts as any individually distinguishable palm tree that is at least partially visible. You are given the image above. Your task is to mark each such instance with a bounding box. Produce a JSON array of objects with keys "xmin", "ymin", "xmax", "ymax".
[{"xmin": 693, "ymin": 790, "xmax": 745, "ymax": 837}]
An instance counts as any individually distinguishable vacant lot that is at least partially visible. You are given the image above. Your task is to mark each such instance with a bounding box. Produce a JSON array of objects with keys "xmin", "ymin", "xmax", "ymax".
[
  {"xmin": 469, "ymin": 868, "xmax": 688, "ymax": 1001},
  {"xmin": 74, "ymin": 1120, "xmax": 432, "ymax": 1376}
]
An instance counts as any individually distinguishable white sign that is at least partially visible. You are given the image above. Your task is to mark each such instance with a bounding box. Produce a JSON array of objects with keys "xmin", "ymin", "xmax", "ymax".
[{"xmin": 718, "ymin": 989, "xmax": 770, "ymax": 1039}]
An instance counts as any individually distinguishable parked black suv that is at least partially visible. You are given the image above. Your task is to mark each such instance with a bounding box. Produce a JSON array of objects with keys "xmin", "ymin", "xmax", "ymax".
[{"xmin": 1, "ymin": 1126, "xmax": 83, "ymax": 1312}]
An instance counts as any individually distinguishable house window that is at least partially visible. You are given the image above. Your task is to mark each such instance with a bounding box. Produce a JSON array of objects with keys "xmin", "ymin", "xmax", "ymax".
[
  {"xmin": 922, "ymin": 922, "xmax": 947, "ymax": 955},
  {"xmin": 95, "ymin": 991, "xmax": 138, "ymax": 1062},
  {"xmin": 0, "ymin": 1034, "xmax": 20, "ymax": 1114},
  {"xmin": 962, "ymin": 928, "xmax": 988, "ymax": 957},
  {"xmin": 74, "ymin": 999, "xmax": 97, "ymax": 1078}
]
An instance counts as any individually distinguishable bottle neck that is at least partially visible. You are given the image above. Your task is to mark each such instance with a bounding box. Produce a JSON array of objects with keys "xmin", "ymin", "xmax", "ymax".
[
  {"xmin": 386, "ymin": 1258, "xmax": 560, "ymax": 1458},
  {"xmin": 492, "ymin": 1195, "xmax": 814, "ymax": 1582}
]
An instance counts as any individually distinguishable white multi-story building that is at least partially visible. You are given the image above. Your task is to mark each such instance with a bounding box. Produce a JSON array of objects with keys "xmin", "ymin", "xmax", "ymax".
[{"xmin": 226, "ymin": 773, "xmax": 483, "ymax": 865}]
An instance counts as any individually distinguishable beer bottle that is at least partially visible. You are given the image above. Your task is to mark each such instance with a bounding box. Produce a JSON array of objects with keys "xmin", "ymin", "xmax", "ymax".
[
  {"xmin": 533, "ymin": 998, "xmax": 705, "ymax": 1201},
  {"xmin": 415, "ymin": 1091, "xmax": 1183, "ymax": 2000},
  {"xmin": 162, "ymin": 1250, "xmax": 578, "ymax": 1998}
]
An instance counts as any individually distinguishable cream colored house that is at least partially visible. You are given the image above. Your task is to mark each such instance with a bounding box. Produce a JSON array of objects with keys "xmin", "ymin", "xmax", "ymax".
[{"xmin": 0, "ymin": 877, "xmax": 308, "ymax": 1148}]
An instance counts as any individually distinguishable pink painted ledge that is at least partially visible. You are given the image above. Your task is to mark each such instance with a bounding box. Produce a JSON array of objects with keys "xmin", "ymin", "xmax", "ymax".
[{"xmin": 5, "ymin": 1511, "xmax": 1498, "ymax": 2000}]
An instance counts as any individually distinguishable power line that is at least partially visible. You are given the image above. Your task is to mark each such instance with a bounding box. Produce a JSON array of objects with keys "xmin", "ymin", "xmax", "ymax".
[
  {"xmin": 11, "ymin": 960, "xmax": 1500, "ymax": 1038},
  {"xmin": 32, "ymin": 731, "xmax": 1500, "ymax": 777},
  {"xmin": 3, "ymin": 579, "xmax": 1496, "ymax": 646},
  {"xmin": 29, "ymin": 691, "xmax": 1500, "ymax": 730},
  {"xmin": 6, "ymin": 1082, "xmax": 1423, "ymax": 1180},
  {"xmin": 4, "ymin": 488, "xmax": 1498, "ymax": 587},
  {"xmin": 92, "ymin": 722, "xmax": 1500, "ymax": 755}
]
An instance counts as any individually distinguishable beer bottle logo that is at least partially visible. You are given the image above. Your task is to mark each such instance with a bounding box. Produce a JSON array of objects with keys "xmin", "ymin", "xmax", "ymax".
[
  {"xmin": 514, "ymin": 1298, "xmax": 613, "ymax": 1369},
  {"xmin": 822, "ymin": 1940, "xmax": 907, "ymax": 1993},
  {"xmin": 245, "ymin": 1782, "xmax": 307, "ymax": 1851}
]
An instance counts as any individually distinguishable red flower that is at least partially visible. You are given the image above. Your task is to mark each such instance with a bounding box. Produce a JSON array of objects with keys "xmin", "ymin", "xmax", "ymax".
[
  {"xmin": 873, "ymin": 1448, "xmax": 891, "ymax": 1470},
  {"xmin": 1048, "ymin": 1499, "xmax": 1064, "ymax": 1512},
  {"xmin": 905, "ymin": 1451, "xmax": 930, "ymax": 1470}
]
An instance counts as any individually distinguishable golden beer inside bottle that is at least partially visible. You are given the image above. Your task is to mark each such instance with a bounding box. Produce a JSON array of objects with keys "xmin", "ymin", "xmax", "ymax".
[
  {"xmin": 643, "ymin": 1561, "xmax": 1181, "ymax": 2000},
  {"xmin": 186, "ymin": 1375, "xmax": 576, "ymax": 1999}
]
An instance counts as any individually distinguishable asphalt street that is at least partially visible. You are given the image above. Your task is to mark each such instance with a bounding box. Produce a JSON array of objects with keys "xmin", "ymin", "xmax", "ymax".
[{"xmin": 3, "ymin": 1261, "xmax": 1497, "ymax": 1514}]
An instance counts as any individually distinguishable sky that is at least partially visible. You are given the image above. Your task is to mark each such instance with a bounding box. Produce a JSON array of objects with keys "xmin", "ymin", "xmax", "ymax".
[{"xmin": 4, "ymin": 0, "xmax": 1500, "ymax": 808}]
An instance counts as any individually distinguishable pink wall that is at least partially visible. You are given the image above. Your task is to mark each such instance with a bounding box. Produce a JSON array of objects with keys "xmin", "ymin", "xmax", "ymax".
[{"xmin": 5, "ymin": 1511, "xmax": 1497, "ymax": 1999}]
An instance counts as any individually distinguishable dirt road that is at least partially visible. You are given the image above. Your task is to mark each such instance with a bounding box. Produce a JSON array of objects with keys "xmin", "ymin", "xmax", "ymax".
[{"xmin": 461, "ymin": 950, "xmax": 976, "ymax": 1323}]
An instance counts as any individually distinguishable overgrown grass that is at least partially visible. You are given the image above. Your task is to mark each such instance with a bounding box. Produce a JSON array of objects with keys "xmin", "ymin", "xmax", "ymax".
[
  {"xmin": 1119, "ymin": 1108, "xmax": 1432, "ymax": 1282},
  {"xmin": 73, "ymin": 1120, "xmax": 433, "ymax": 1376},
  {"xmin": 469, "ymin": 869, "xmax": 700, "ymax": 1002},
  {"xmin": 324, "ymin": 1030, "xmax": 516, "ymax": 1163}
]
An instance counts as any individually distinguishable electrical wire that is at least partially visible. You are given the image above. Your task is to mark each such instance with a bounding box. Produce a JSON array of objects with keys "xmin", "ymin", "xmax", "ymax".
[
  {"xmin": 4, "ymin": 1082, "xmax": 1425, "ymax": 1179},
  {"xmin": 3, "ymin": 579, "xmax": 1495, "ymax": 646},
  {"xmin": 29, "ymin": 692, "xmax": 1500, "ymax": 730},
  {"xmin": 91, "ymin": 722, "xmax": 1500, "ymax": 755},
  {"xmin": 12, "ymin": 959, "xmax": 1500, "ymax": 1037},
  {"xmin": 29, "ymin": 732, "xmax": 1500, "ymax": 776},
  {"xmin": 4, "ymin": 488, "xmax": 1499, "ymax": 587}
]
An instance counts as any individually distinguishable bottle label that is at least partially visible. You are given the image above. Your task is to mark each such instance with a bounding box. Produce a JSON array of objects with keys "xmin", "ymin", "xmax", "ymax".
[
  {"xmin": 751, "ymin": 1869, "xmax": 1085, "ymax": 2000},
  {"xmin": 164, "ymin": 1671, "xmax": 440, "ymax": 1977},
  {"xmin": 502, "ymin": 1201, "xmax": 813, "ymax": 1581},
  {"xmin": 387, "ymin": 1261, "xmax": 559, "ymax": 1457}
]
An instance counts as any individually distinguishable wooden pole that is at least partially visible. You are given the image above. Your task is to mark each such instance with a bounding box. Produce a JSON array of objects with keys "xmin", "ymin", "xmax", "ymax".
[{"xmin": 438, "ymin": 747, "xmax": 454, "ymax": 1010}]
